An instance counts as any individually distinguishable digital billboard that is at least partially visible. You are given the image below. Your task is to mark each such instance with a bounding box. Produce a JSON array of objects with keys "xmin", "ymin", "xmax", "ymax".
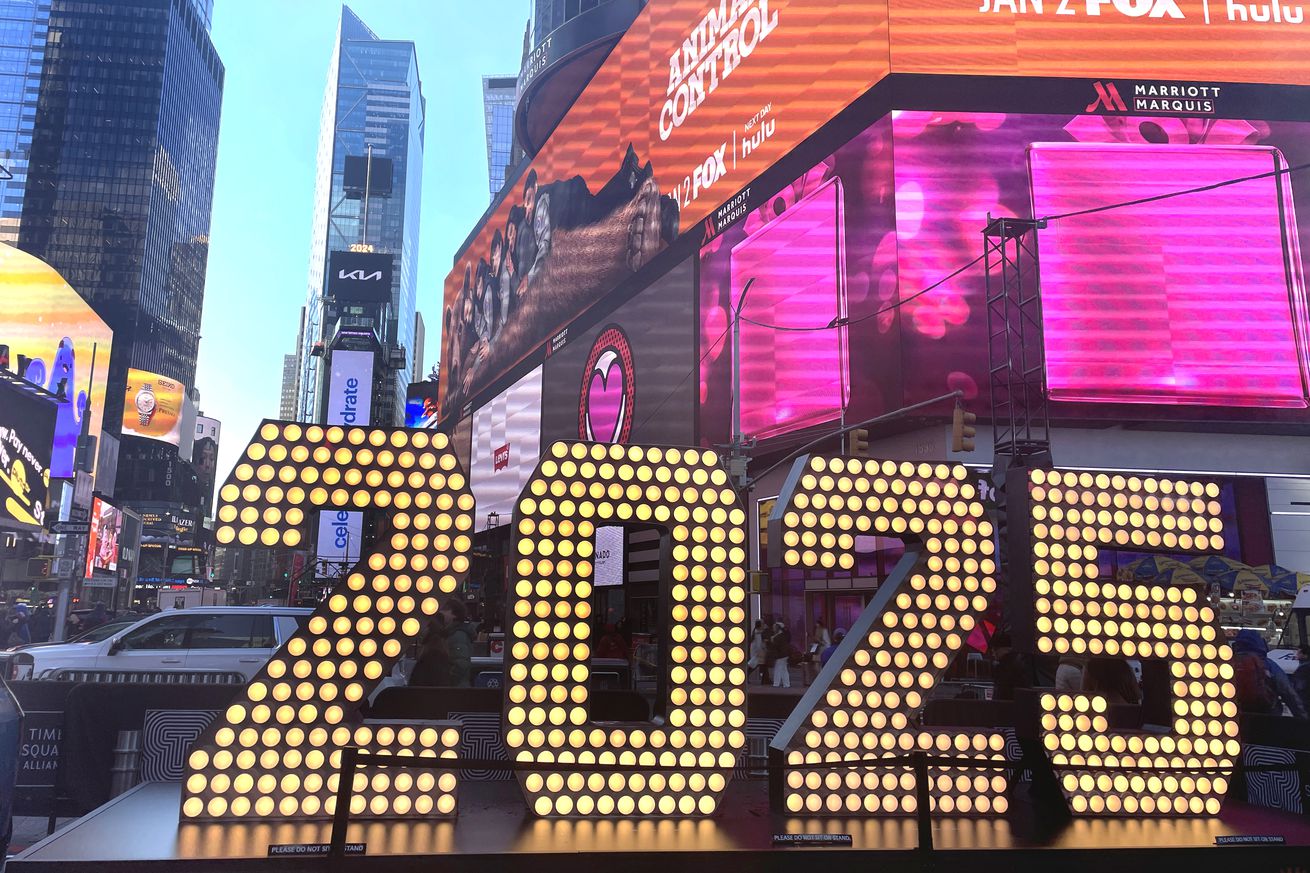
[
  {"xmin": 85, "ymin": 494, "xmax": 122, "ymax": 583},
  {"xmin": 440, "ymin": 0, "xmax": 1310, "ymax": 424},
  {"xmin": 0, "ymin": 243, "xmax": 113, "ymax": 479},
  {"xmin": 470, "ymin": 365, "xmax": 543, "ymax": 532},
  {"xmin": 440, "ymin": 0, "xmax": 890, "ymax": 419},
  {"xmin": 699, "ymin": 105, "xmax": 1310, "ymax": 445},
  {"xmin": 888, "ymin": 109, "xmax": 1310, "ymax": 418},
  {"xmin": 318, "ymin": 350, "xmax": 374, "ymax": 564},
  {"xmin": 404, "ymin": 379, "xmax": 440, "ymax": 428},
  {"xmin": 325, "ymin": 350, "xmax": 373, "ymax": 426},
  {"xmin": 0, "ymin": 375, "xmax": 57, "ymax": 529},
  {"xmin": 192, "ymin": 415, "xmax": 220, "ymax": 519},
  {"xmin": 327, "ymin": 250, "xmax": 393, "ymax": 304},
  {"xmin": 541, "ymin": 258, "xmax": 697, "ymax": 447},
  {"xmin": 122, "ymin": 369, "xmax": 186, "ymax": 445}
]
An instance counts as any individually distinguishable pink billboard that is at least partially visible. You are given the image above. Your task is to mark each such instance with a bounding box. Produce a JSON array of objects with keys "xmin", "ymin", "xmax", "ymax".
[
  {"xmin": 698, "ymin": 109, "xmax": 1310, "ymax": 448},
  {"xmin": 1031, "ymin": 142, "xmax": 1307, "ymax": 408}
]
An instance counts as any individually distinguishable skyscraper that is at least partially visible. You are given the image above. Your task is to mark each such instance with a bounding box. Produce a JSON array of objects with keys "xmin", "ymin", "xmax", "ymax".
[
  {"xmin": 412, "ymin": 311, "xmax": 425, "ymax": 382},
  {"xmin": 295, "ymin": 5, "xmax": 425, "ymax": 427},
  {"xmin": 18, "ymin": 0, "xmax": 223, "ymax": 433},
  {"xmin": 0, "ymin": 0, "xmax": 50, "ymax": 245},
  {"xmin": 279, "ymin": 354, "xmax": 298, "ymax": 420},
  {"xmin": 482, "ymin": 74, "xmax": 516, "ymax": 200}
]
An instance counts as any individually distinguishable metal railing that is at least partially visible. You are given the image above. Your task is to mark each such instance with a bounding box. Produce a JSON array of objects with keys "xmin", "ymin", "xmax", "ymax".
[
  {"xmin": 47, "ymin": 668, "xmax": 246, "ymax": 684},
  {"xmin": 325, "ymin": 746, "xmax": 1300, "ymax": 861}
]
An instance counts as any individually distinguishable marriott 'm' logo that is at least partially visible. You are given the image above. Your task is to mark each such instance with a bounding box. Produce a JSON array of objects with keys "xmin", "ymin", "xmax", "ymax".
[{"xmin": 1086, "ymin": 81, "xmax": 1128, "ymax": 113}]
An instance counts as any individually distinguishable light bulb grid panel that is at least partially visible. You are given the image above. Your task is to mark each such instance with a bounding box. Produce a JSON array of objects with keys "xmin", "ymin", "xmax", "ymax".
[
  {"xmin": 184, "ymin": 420, "xmax": 474, "ymax": 821},
  {"xmin": 774, "ymin": 456, "xmax": 1007, "ymax": 816},
  {"xmin": 506, "ymin": 441, "xmax": 750, "ymax": 818},
  {"xmin": 1028, "ymin": 468, "xmax": 1238, "ymax": 817}
]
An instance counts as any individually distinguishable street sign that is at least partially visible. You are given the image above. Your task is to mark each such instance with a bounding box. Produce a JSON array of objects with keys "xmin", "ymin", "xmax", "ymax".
[{"xmin": 48, "ymin": 521, "xmax": 90, "ymax": 536}]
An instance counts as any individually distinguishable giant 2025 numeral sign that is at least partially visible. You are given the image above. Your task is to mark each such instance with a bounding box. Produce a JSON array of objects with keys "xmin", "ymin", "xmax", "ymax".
[{"xmin": 185, "ymin": 429, "xmax": 1239, "ymax": 822}]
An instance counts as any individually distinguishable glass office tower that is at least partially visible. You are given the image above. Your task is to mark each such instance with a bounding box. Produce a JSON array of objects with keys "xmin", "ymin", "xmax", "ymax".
[
  {"xmin": 482, "ymin": 74, "xmax": 516, "ymax": 201},
  {"xmin": 0, "ymin": 0, "xmax": 49, "ymax": 245},
  {"xmin": 18, "ymin": 0, "xmax": 223, "ymax": 429},
  {"xmin": 296, "ymin": 5, "xmax": 425, "ymax": 426}
]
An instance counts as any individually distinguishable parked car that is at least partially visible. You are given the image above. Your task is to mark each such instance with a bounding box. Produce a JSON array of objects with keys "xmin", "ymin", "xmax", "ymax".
[
  {"xmin": 11, "ymin": 606, "xmax": 312, "ymax": 681},
  {"xmin": 9, "ymin": 617, "xmax": 137, "ymax": 650}
]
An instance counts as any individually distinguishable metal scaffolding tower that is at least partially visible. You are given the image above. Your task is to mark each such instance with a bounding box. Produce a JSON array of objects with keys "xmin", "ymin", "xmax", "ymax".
[{"xmin": 984, "ymin": 216, "xmax": 1051, "ymax": 462}]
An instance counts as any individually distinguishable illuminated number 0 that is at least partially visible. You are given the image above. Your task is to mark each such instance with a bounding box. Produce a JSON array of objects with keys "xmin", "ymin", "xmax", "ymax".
[
  {"xmin": 505, "ymin": 441, "xmax": 749, "ymax": 817},
  {"xmin": 181, "ymin": 421, "xmax": 474, "ymax": 821}
]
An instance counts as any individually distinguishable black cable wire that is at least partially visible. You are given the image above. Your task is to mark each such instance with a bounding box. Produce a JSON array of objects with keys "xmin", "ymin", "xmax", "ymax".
[
  {"xmin": 1038, "ymin": 159, "xmax": 1310, "ymax": 224},
  {"xmin": 737, "ymin": 160, "xmax": 1310, "ymax": 333},
  {"xmin": 737, "ymin": 254, "xmax": 987, "ymax": 334},
  {"xmin": 631, "ymin": 321, "xmax": 732, "ymax": 434},
  {"xmin": 631, "ymin": 252, "xmax": 989, "ymax": 435}
]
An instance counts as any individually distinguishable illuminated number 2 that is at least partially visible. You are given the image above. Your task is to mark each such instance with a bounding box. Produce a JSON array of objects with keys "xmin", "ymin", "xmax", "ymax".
[
  {"xmin": 1028, "ymin": 470, "xmax": 1238, "ymax": 816},
  {"xmin": 505, "ymin": 441, "xmax": 750, "ymax": 817},
  {"xmin": 769, "ymin": 457, "xmax": 1008, "ymax": 816},
  {"xmin": 181, "ymin": 421, "xmax": 474, "ymax": 821}
]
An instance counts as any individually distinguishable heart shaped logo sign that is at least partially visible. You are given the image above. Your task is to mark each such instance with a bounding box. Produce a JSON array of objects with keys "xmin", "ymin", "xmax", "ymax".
[{"xmin": 578, "ymin": 326, "xmax": 635, "ymax": 444}]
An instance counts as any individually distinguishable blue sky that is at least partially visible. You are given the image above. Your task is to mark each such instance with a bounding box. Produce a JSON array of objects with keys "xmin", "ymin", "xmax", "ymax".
[{"xmin": 194, "ymin": 0, "xmax": 528, "ymax": 483}]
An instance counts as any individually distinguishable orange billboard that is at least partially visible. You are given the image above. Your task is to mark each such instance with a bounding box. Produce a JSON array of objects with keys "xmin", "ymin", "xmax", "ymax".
[
  {"xmin": 439, "ymin": 0, "xmax": 1310, "ymax": 420},
  {"xmin": 439, "ymin": 0, "xmax": 889, "ymax": 418},
  {"xmin": 887, "ymin": 0, "xmax": 1310, "ymax": 84}
]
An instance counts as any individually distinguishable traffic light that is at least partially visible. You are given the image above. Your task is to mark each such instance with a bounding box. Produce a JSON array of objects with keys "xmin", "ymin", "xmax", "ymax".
[
  {"xmin": 951, "ymin": 405, "xmax": 977, "ymax": 453},
  {"xmin": 26, "ymin": 557, "xmax": 51, "ymax": 579},
  {"xmin": 846, "ymin": 427, "xmax": 870, "ymax": 457}
]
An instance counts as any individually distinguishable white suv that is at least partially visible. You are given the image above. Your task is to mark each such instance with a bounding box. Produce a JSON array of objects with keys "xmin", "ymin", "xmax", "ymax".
[{"xmin": 15, "ymin": 606, "xmax": 311, "ymax": 681}]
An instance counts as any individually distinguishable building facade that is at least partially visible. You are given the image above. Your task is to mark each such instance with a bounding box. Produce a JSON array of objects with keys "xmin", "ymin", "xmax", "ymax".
[
  {"xmin": 0, "ymin": 0, "xmax": 50, "ymax": 245},
  {"xmin": 279, "ymin": 353, "xmax": 298, "ymax": 420},
  {"xmin": 294, "ymin": 5, "xmax": 424, "ymax": 428},
  {"xmin": 412, "ymin": 310, "xmax": 424, "ymax": 382},
  {"xmin": 481, "ymin": 74, "xmax": 516, "ymax": 200},
  {"xmin": 18, "ymin": 0, "xmax": 223, "ymax": 433}
]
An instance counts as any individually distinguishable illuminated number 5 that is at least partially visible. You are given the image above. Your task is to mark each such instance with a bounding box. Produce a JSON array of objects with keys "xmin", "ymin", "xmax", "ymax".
[
  {"xmin": 505, "ymin": 441, "xmax": 750, "ymax": 817},
  {"xmin": 1028, "ymin": 470, "xmax": 1237, "ymax": 816},
  {"xmin": 769, "ymin": 457, "xmax": 1008, "ymax": 816},
  {"xmin": 181, "ymin": 421, "xmax": 473, "ymax": 821}
]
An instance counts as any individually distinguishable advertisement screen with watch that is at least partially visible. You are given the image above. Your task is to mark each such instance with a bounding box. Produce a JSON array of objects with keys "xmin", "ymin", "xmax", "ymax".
[{"xmin": 121, "ymin": 369, "xmax": 185, "ymax": 445}]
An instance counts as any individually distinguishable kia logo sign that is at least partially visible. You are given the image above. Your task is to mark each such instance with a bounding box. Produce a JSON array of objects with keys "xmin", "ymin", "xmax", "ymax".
[
  {"xmin": 327, "ymin": 250, "xmax": 393, "ymax": 304},
  {"xmin": 338, "ymin": 269, "xmax": 383, "ymax": 281}
]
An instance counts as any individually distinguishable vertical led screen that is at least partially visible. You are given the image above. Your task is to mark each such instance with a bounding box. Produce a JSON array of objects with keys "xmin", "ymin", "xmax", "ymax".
[
  {"xmin": 85, "ymin": 494, "xmax": 122, "ymax": 585},
  {"xmin": 0, "ymin": 244, "xmax": 113, "ymax": 478},
  {"xmin": 317, "ymin": 349, "xmax": 374, "ymax": 564},
  {"xmin": 0, "ymin": 376, "xmax": 57, "ymax": 529},
  {"xmin": 122, "ymin": 369, "xmax": 186, "ymax": 445},
  {"xmin": 324, "ymin": 350, "xmax": 373, "ymax": 426},
  {"xmin": 700, "ymin": 118, "xmax": 901, "ymax": 446},
  {"xmin": 192, "ymin": 415, "xmax": 220, "ymax": 520},
  {"xmin": 471, "ymin": 365, "xmax": 543, "ymax": 532},
  {"xmin": 540, "ymin": 258, "xmax": 696, "ymax": 448}
]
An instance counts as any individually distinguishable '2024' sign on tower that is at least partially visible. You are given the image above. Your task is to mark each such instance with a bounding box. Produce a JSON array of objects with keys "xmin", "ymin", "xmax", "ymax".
[{"xmin": 184, "ymin": 422, "xmax": 1238, "ymax": 822}]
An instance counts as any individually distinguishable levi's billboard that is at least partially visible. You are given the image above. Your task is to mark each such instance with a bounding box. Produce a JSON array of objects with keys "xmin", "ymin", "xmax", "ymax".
[{"xmin": 439, "ymin": 0, "xmax": 1310, "ymax": 422}]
